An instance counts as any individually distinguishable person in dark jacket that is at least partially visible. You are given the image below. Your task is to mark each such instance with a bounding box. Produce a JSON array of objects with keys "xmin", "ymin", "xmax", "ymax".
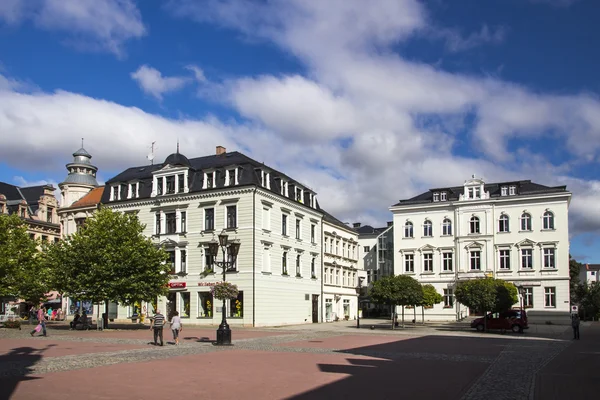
[{"xmin": 572, "ymin": 314, "xmax": 580, "ymax": 340}]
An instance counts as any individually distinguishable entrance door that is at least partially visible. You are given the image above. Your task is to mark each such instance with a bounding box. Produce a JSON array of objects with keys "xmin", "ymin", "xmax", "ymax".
[
  {"xmin": 167, "ymin": 292, "xmax": 177, "ymax": 320},
  {"xmin": 312, "ymin": 295, "xmax": 319, "ymax": 323}
]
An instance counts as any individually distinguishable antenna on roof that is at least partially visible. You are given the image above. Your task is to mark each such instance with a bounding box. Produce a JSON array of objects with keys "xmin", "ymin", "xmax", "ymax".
[
  {"xmin": 81, "ymin": 137, "xmax": 84, "ymax": 148},
  {"xmin": 147, "ymin": 141, "xmax": 156, "ymax": 165},
  {"xmin": 177, "ymin": 138, "xmax": 180, "ymax": 153}
]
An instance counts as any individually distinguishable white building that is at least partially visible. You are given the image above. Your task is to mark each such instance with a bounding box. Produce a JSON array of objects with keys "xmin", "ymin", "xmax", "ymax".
[
  {"xmin": 579, "ymin": 263, "xmax": 600, "ymax": 286},
  {"xmin": 102, "ymin": 146, "xmax": 331, "ymax": 327},
  {"xmin": 390, "ymin": 177, "xmax": 572, "ymax": 324},
  {"xmin": 321, "ymin": 213, "xmax": 364, "ymax": 322}
]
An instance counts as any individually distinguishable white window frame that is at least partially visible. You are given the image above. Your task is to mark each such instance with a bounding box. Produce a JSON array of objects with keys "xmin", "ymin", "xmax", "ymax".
[
  {"xmin": 501, "ymin": 186, "xmax": 508, "ymax": 196},
  {"xmin": 433, "ymin": 192, "xmax": 439, "ymax": 202},
  {"xmin": 499, "ymin": 214, "xmax": 509, "ymax": 233},
  {"xmin": 523, "ymin": 287, "xmax": 533, "ymax": 308},
  {"xmin": 440, "ymin": 192, "xmax": 447, "ymax": 201},
  {"xmin": 203, "ymin": 171, "xmax": 216, "ymax": 189},
  {"xmin": 225, "ymin": 204, "xmax": 237, "ymax": 229},
  {"xmin": 423, "ymin": 253, "xmax": 433, "ymax": 272},
  {"xmin": 405, "ymin": 253, "xmax": 414, "ymax": 273},
  {"xmin": 521, "ymin": 248, "xmax": 533, "ymax": 269},
  {"xmin": 442, "ymin": 219, "xmax": 452, "ymax": 236},
  {"xmin": 423, "ymin": 220, "xmax": 432, "ymax": 237},
  {"xmin": 521, "ymin": 213, "xmax": 532, "ymax": 231},
  {"xmin": 499, "ymin": 249, "xmax": 511, "ymax": 270},
  {"xmin": 442, "ymin": 252, "xmax": 453, "ymax": 271},
  {"xmin": 404, "ymin": 222, "xmax": 414, "ymax": 238},
  {"xmin": 543, "ymin": 211, "xmax": 555, "ymax": 230},
  {"xmin": 443, "ymin": 289, "xmax": 454, "ymax": 308},
  {"xmin": 262, "ymin": 207, "xmax": 271, "ymax": 231},
  {"xmin": 470, "ymin": 216, "xmax": 480, "ymax": 234},
  {"xmin": 470, "ymin": 250, "xmax": 481, "ymax": 270},
  {"xmin": 509, "ymin": 185, "xmax": 516, "ymax": 195},
  {"xmin": 544, "ymin": 287, "xmax": 556, "ymax": 308},
  {"xmin": 543, "ymin": 247, "xmax": 556, "ymax": 269}
]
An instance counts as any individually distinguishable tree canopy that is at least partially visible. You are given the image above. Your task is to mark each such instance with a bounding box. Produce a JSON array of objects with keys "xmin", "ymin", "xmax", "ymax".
[
  {"xmin": 0, "ymin": 214, "xmax": 49, "ymax": 303},
  {"xmin": 420, "ymin": 284, "xmax": 443, "ymax": 308},
  {"xmin": 569, "ymin": 255, "xmax": 583, "ymax": 304},
  {"xmin": 454, "ymin": 277, "xmax": 518, "ymax": 315},
  {"xmin": 370, "ymin": 275, "xmax": 423, "ymax": 307},
  {"xmin": 47, "ymin": 208, "xmax": 171, "ymax": 306}
]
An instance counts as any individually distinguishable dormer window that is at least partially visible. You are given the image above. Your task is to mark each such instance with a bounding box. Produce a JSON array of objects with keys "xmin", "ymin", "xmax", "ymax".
[
  {"xmin": 501, "ymin": 186, "xmax": 508, "ymax": 196},
  {"xmin": 433, "ymin": 193, "xmax": 439, "ymax": 202},
  {"xmin": 260, "ymin": 170, "xmax": 271, "ymax": 189},
  {"xmin": 203, "ymin": 171, "xmax": 216, "ymax": 189},
  {"xmin": 509, "ymin": 185, "xmax": 516, "ymax": 196},
  {"xmin": 281, "ymin": 181, "xmax": 289, "ymax": 197},
  {"xmin": 225, "ymin": 168, "xmax": 239, "ymax": 187},
  {"xmin": 440, "ymin": 192, "xmax": 447, "ymax": 201},
  {"xmin": 178, "ymin": 174, "xmax": 185, "ymax": 193},
  {"xmin": 308, "ymin": 193, "xmax": 314, "ymax": 208},
  {"xmin": 295, "ymin": 187, "xmax": 303, "ymax": 203},
  {"xmin": 157, "ymin": 179, "xmax": 163, "ymax": 195},
  {"xmin": 166, "ymin": 176, "xmax": 175, "ymax": 194}
]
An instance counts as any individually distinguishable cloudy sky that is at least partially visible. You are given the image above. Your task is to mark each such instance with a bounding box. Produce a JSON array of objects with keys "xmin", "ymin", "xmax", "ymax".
[{"xmin": 0, "ymin": 0, "xmax": 599, "ymax": 261}]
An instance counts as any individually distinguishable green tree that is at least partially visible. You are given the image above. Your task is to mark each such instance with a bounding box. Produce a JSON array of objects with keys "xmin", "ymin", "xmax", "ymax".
[
  {"xmin": 455, "ymin": 278, "xmax": 518, "ymax": 331},
  {"xmin": 0, "ymin": 214, "xmax": 49, "ymax": 303},
  {"xmin": 47, "ymin": 208, "xmax": 171, "ymax": 320},
  {"xmin": 569, "ymin": 255, "xmax": 583, "ymax": 304},
  {"xmin": 580, "ymin": 282, "xmax": 600, "ymax": 320},
  {"xmin": 419, "ymin": 284, "xmax": 443, "ymax": 324},
  {"xmin": 370, "ymin": 275, "xmax": 423, "ymax": 329}
]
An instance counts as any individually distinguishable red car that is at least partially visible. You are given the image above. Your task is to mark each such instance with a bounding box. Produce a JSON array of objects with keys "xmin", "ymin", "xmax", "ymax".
[{"xmin": 471, "ymin": 309, "xmax": 528, "ymax": 333}]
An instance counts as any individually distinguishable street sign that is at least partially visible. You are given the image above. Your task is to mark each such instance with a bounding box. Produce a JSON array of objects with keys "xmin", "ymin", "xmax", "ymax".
[{"xmin": 571, "ymin": 305, "xmax": 578, "ymax": 314}]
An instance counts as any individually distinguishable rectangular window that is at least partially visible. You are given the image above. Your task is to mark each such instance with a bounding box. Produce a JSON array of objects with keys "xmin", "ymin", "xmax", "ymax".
[
  {"xmin": 440, "ymin": 192, "xmax": 447, "ymax": 201},
  {"xmin": 501, "ymin": 186, "xmax": 508, "ymax": 196},
  {"xmin": 46, "ymin": 207, "xmax": 53, "ymax": 223},
  {"xmin": 180, "ymin": 211, "xmax": 186, "ymax": 233},
  {"xmin": 311, "ymin": 258, "xmax": 316, "ymax": 278},
  {"xmin": 523, "ymin": 287, "xmax": 533, "ymax": 308},
  {"xmin": 198, "ymin": 292, "xmax": 213, "ymax": 318},
  {"xmin": 180, "ymin": 292, "xmax": 190, "ymax": 318},
  {"xmin": 166, "ymin": 176, "xmax": 175, "ymax": 194},
  {"xmin": 543, "ymin": 248, "xmax": 556, "ymax": 268},
  {"xmin": 405, "ymin": 254, "xmax": 414, "ymax": 273},
  {"xmin": 157, "ymin": 178, "xmax": 163, "ymax": 195},
  {"xmin": 282, "ymin": 252, "xmax": 288, "ymax": 275},
  {"xmin": 120, "ymin": 184, "xmax": 127, "ymax": 200},
  {"xmin": 521, "ymin": 249, "xmax": 533, "ymax": 269},
  {"xmin": 335, "ymin": 270, "xmax": 339, "ymax": 285},
  {"xmin": 442, "ymin": 252, "xmax": 453, "ymax": 271},
  {"xmin": 206, "ymin": 172, "xmax": 214, "ymax": 189},
  {"xmin": 168, "ymin": 251, "xmax": 176, "ymax": 274},
  {"xmin": 178, "ymin": 174, "xmax": 185, "ymax": 193},
  {"xmin": 296, "ymin": 254, "xmax": 301, "ymax": 276},
  {"xmin": 336, "ymin": 241, "xmax": 339, "ymax": 255},
  {"xmin": 262, "ymin": 247, "xmax": 271, "ymax": 273},
  {"xmin": 180, "ymin": 250, "xmax": 186, "ymax": 274},
  {"xmin": 423, "ymin": 253, "xmax": 433, "ymax": 272},
  {"xmin": 343, "ymin": 271, "xmax": 347, "ymax": 286},
  {"xmin": 295, "ymin": 219, "xmax": 301, "ymax": 240},
  {"xmin": 226, "ymin": 250, "xmax": 237, "ymax": 272},
  {"xmin": 311, "ymin": 224, "xmax": 316, "ymax": 243},
  {"xmin": 444, "ymin": 289, "xmax": 454, "ymax": 308},
  {"xmin": 282, "ymin": 214, "xmax": 288, "ymax": 236},
  {"xmin": 544, "ymin": 287, "xmax": 556, "ymax": 308},
  {"xmin": 230, "ymin": 292, "xmax": 243, "ymax": 318},
  {"xmin": 205, "ymin": 208, "xmax": 215, "ymax": 231},
  {"xmin": 433, "ymin": 193, "xmax": 439, "ymax": 202},
  {"xmin": 41, "ymin": 235, "xmax": 48, "ymax": 242},
  {"xmin": 364, "ymin": 246, "xmax": 370, "ymax": 253},
  {"xmin": 204, "ymin": 249, "xmax": 214, "ymax": 271},
  {"xmin": 166, "ymin": 212, "xmax": 177, "ymax": 234},
  {"xmin": 226, "ymin": 205, "xmax": 237, "ymax": 229},
  {"xmin": 499, "ymin": 249, "xmax": 511, "ymax": 270},
  {"xmin": 509, "ymin": 186, "xmax": 516, "ymax": 195},
  {"xmin": 295, "ymin": 187, "xmax": 303, "ymax": 202},
  {"xmin": 470, "ymin": 251, "xmax": 481, "ymax": 270},
  {"xmin": 262, "ymin": 207, "xmax": 271, "ymax": 231},
  {"xmin": 155, "ymin": 213, "xmax": 161, "ymax": 234}
]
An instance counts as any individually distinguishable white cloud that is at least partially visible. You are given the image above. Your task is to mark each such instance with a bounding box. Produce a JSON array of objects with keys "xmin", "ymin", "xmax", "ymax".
[
  {"xmin": 0, "ymin": 0, "xmax": 146, "ymax": 57},
  {"xmin": 130, "ymin": 65, "xmax": 190, "ymax": 100},
  {"xmin": 436, "ymin": 24, "xmax": 507, "ymax": 52},
  {"xmin": 185, "ymin": 65, "xmax": 206, "ymax": 83}
]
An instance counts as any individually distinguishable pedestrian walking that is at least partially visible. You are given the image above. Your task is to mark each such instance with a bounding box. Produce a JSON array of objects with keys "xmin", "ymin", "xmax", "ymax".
[
  {"xmin": 170, "ymin": 311, "xmax": 182, "ymax": 345},
  {"xmin": 29, "ymin": 306, "xmax": 35, "ymax": 325},
  {"xmin": 572, "ymin": 314, "xmax": 580, "ymax": 340},
  {"xmin": 150, "ymin": 309, "xmax": 166, "ymax": 346},
  {"xmin": 30, "ymin": 306, "xmax": 47, "ymax": 337}
]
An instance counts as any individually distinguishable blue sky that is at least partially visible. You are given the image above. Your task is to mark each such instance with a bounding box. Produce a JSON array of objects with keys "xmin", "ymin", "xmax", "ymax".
[{"xmin": 0, "ymin": 0, "xmax": 599, "ymax": 262}]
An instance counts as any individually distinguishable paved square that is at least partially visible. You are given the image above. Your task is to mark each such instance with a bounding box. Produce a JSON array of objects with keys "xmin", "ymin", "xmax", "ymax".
[{"xmin": 1, "ymin": 321, "xmax": 598, "ymax": 400}]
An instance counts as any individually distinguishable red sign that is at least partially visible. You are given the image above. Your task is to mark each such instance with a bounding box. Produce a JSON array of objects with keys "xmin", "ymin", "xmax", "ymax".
[{"xmin": 169, "ymin": 282, "xmax": 186, "ymax": 289}]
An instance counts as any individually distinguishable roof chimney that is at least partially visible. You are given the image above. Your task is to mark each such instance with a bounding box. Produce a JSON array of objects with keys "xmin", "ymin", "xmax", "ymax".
[
  {"xmin": 353, "ymin": 222, "xmax": 361, "ymax": 228},
  {"xmin": 216, "ymin": 146, "xmax": 226, "ymax": 155},
  {"xmin": 387, "ymin": 221, "xmax": 393, "ymax": 227}
]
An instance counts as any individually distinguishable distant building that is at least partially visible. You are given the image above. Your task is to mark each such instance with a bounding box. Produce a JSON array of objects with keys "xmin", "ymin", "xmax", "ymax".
[
  {"xmin": 321, "ymin": 211, "xmax": 363, "ymax": 322},
  {"xmin": 580, "ymin": 264, "xmax": 600, "ymax": 285},
  {"xmin": 390, "ymin": 176, "xmax": 571, "ymax": 324}
]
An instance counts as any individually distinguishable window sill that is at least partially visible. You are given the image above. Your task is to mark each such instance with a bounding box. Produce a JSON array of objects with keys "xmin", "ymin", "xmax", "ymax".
[
  {"xmin": 225, "ymin": 227, "xmax": 237, "ymax": 232},
  {"xmin": 196, "ymin": 316, "xmax": 213, "ymax": 319},
  {"xmin": 282, "ymin": 234, "xmax": 289, "ymax": 238},
  {"xmin": 311, "ymin": 242, "xmax": 317, "ymax": 246},
  {"xmin": 443, "ymin": 306, "xmax": 454, "ymax": 309},
  {"xmin": 261, "ymin": 271, "xmax": 272, "ymax": 275},
  {"xmin": 229, "ymin": 316, "xmax": 244, "ymax": 319},
  {"xmin": 518, "ymin": 230, "xmax": 533, "ymax": 233},
  {"xmin": 497, "ymin": 231, "xmax": 510, "ymax": 234},
  {"xmin": 311, "ymin": 276, "xmax": 317, "ymax": 280},
  {"xmin": 441, "ymin": 234, "xmax": 453, "ymax": 237},
  {"xmin": 402, "ymin": 237, "xmax": 415, "ymax": 240},
  {"xmin": 440, "ymin": 271, "xmax": 454, "ymax": 274},
  {"xmin": 541, "ymin": 229, "xmax": 556, "ymax": 232},
  {"xmin": 202, "ymin": 229, "xmax": 215, "ymax": 234},
  {"xmin": 421, "ymin": 236, "xmax": 432, "ymax": 239},
  {"xmin": 497, "ymin": 269, "xmax": 512, "ymax": 273},
  {"xmin": 518, "ymin": 269, "xmax": 535, "ymax": 272},
  {"xmin": 421, "ymin": 272, "xmax": 435, "ymax": 275},
  {"xmin": 295, "ymin": 275, "xmax": 302, "ymax": 278},
  {"xmin": 295, "ymin": 238, "xmax": 302, "ymax": 242},
  {"xmin": 282, "ymin": 274, "xmax": 290, "ymax": 277},
  {"xmin": 262, "ymin": 229, "xmax": 271, "ymax": 233},
  {"xmin": 544, "ymin": 306, "xmax": 556, "ymax": 309},
  {"xmin": 541, "ymin": 268, "xmax": 558, "ymax": 272},
  {"xmin": 468, "ymin": 269, "xmax": 482, "ymax": 273},
  {"xmin": 404, "ymin": 271, "xmax": 415, "ymax": 275}
]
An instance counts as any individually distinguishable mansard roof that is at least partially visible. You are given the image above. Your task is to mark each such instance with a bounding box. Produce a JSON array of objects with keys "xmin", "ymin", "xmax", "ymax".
[
  {"xmin": 321, "ymin": 209, "xmax": 356, "ymax": 233},
  {"xmin": 102, "ymin": 150, "xmax": 318, "ymax": 206},
  {"xmin": 356, "ymin": 224, "xmax": 388, "ymax": 237},
  {"xmin": 393, "ymin": 180, "xmax": 569, "ymax": 206}
]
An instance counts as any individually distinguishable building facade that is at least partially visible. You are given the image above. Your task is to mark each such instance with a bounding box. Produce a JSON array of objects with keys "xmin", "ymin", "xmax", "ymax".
[
  {"xmin": 390, "ymin": 177, "xmax": 571, "ymax": 324},
  {"xmin": 102, "ymin": 146, "xmax": 328, "ymax": 327},
  {"xmin": 322, "ymin": 213, "xmax": 363, "ymax": 322}
]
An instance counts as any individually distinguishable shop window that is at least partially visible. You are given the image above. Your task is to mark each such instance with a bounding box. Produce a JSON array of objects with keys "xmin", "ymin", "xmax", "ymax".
[
  {"xmin": 230, "ymin": 292, "xmax": 243, "ymax": 318},
  {"xmin": 343, "ymin": 299, "xmax": 350, "ymax": 317},
  {"xmin": 198, "ymin": 292, "xmax": 213, "ymax": 318},
  {"xmin": 180, "ymin": 292, "xmax": 191, "ymax": 318}
]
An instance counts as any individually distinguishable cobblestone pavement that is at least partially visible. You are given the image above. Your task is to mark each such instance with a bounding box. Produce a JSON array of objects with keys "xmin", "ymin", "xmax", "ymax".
[{"xmin": 0, "ymin": 323, "xmax": 576, "ymax": 400}]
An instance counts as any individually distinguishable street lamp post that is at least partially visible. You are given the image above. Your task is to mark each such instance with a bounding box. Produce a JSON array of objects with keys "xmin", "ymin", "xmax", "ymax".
[
  {"xmin": 208, "ymin": 229, "xmax": 241, "ymax": 346},
  {"xmin": 356, "ymin": 276, "xmax": 365, "ymax": 329}
]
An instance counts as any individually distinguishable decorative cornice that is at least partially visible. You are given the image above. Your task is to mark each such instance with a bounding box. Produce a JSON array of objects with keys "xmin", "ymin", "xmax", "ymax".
[{"xmin": 106, "ymin": 187, "xmax": 256, "ymax": 209}]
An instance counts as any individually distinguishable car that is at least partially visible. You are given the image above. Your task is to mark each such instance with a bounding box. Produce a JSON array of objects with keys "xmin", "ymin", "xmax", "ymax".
[{"xmin": 470, "ymin": 309, "xmax": 528, "ymax": 333}]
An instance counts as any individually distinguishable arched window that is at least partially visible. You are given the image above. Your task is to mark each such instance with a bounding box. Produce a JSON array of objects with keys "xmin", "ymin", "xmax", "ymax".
[
  {"xmin": 543, "ymin": 211, "xmax": 554, "ymax": 230},
  {"xmin": 442, "ymin": 218, "xmax": 452, "ymax": 236},
  {"xmin": 423, "ymin": 220, "xmax": 432, "ymax": 237},
  {"xmin": 404, "ymin": 221, "xmax": 413, "ymax": 238},
  {"xmin": 470, "ymin": 216, "xmax": 480, "ymax": 234},
  {"xmin": 499, "ymin": 214, "xmax": 509, "ymax": 233},
  {"xmin": 521, "ymin": 213, "xmax": 531, "ymax": 231}
]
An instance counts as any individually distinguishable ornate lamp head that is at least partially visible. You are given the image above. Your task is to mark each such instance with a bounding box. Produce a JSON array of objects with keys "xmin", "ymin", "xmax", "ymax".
[
  {"xmin": 208, "ymin": 239, "xmax": 219, "ymax": 258},
  {"xmin": 218, "ymin": 229, "xmax": 229, "ymax": 247}
]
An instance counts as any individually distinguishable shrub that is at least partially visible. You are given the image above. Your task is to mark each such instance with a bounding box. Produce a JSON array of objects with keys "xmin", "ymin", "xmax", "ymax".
[{"xmin": 3, "ymin": 319, "xmax": 21, "ymax": 329}]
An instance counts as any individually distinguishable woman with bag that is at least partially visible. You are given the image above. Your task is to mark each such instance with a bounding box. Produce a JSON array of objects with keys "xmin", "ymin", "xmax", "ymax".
[
  {"xmin": 170, "ymin": 311, "xmax": 182, "ymax": 345},
  {"xmin": 30, "ymin": 306, "xmax": 47, "ymax": 337}
]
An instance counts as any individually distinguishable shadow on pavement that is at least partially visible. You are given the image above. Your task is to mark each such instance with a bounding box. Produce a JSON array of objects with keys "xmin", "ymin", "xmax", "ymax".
[
  {"xmin": 287, "ymin": 333, "xmax": 566, "ymax": 400},
  {"xmin": 0, "ymin": 345, "xmax": 54, "ymax": 400}
]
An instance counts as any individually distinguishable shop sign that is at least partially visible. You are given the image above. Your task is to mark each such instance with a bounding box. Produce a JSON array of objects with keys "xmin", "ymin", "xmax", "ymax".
[
  {"xmin": 198, "ymin": 282, "xmax": 221, "ymax": 286},
  {"xmin": 169, "ymin": 282, "xmax": 186, "ymax": 289}
]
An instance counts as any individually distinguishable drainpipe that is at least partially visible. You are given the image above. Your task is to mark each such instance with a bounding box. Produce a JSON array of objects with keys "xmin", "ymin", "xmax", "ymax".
[{"xmin": 252, "ymin": 188, "xmax": 256, "ymax": 328}]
